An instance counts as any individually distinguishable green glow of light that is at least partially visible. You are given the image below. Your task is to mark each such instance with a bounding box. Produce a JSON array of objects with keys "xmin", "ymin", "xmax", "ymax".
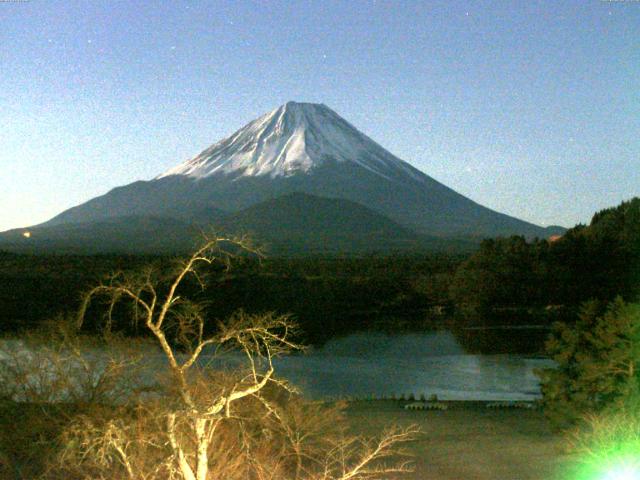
[{"xmin": 600, "ymin": 461, "xmax": 640, "ymax": 480}]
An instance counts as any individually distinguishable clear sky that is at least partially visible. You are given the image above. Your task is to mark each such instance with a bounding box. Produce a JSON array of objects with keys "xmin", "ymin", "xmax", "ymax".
[{"xmin": 1, "ymin": 0, "xmax": 638, "ymax": 232}]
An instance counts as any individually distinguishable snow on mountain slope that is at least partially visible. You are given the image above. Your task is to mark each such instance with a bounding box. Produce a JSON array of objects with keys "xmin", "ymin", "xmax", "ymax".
[
  {"xmin": 27, "ymin": 101, "xmax": 562, "ymax": 241},
  {"xmin": 158, "ymin": 101, "xmax": 422, "ymax": 182}
]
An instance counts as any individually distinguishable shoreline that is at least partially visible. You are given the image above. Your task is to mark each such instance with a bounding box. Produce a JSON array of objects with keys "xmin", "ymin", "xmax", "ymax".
[{"xmin": 343, "ymin": 399, "xmax": 576, "ymax": 480}]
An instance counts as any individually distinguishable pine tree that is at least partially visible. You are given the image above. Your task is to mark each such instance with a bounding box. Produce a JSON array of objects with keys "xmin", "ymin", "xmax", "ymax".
[{"xmin": 538, "ymin": 297, "xmax": 640, "ymax": 427}]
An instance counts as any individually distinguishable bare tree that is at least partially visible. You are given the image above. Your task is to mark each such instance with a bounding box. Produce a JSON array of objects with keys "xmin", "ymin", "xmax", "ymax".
[
  {"xmin": 67, "ymin": 237, "xmax": 418, "ymax": 480},
  {"xmin": 0, "ymin": 319, "xmax": 144, "ymax": 479}
]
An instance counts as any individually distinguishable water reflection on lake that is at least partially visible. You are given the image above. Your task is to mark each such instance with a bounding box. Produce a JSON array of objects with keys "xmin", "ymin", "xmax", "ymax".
[
  {"xmin": 0, "ymin": 330, "xmax": 555, "ymax": 402},
  {"xmin": 273, "ymin": 331, "xmax": 554, "ymax": 401}
]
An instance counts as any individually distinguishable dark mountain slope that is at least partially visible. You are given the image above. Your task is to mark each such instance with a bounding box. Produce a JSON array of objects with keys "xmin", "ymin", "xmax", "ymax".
[
  {"xmin": 219, "ymin": 192, "xmax": 419, "ymax": 254},
  {"xmin": 0, "ymin": 216, "xmax": 201, "ymax": 254},
  {"xmin": 36, "ymin": 102, "xmax": 563, "ymax": 241}
]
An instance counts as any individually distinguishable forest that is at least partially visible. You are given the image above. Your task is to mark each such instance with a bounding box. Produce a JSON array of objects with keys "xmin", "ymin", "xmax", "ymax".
[
  {"xmin": 1, "ymin": 198, "xmax": 638, "ymax": 479},
  {"xmin": 1, "ymin": 198, "xmax": 638, "ymax": 351}
]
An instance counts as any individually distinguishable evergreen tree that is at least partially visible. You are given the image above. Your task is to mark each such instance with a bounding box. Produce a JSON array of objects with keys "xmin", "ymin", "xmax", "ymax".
[
  {"xmin": 538, "ymin": 298, "xmax": 640, "ymax": 427},
  {"xmin": 449, "ymin": 236, "xmax": 546, "ymax": 314}
]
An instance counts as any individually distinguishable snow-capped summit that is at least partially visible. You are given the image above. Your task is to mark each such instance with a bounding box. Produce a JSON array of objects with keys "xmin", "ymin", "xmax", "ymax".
[
  {"xmin": 158, "ymin": 101, "xmax": 419, "ymax": 181},
  {"xmin": 31, "ymin": 101, "xmax": 562, "ymax": 241}
]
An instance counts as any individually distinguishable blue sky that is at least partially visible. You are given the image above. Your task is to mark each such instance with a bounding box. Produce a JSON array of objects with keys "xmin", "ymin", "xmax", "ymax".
[{"xmin": 1, "ymin": 0, "xmax": 638, "ymax": 231}]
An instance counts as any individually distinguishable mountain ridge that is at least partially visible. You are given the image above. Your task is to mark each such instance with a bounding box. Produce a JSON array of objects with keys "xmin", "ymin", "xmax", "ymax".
[
  {"xmin": 16, "ymin": 101, "xmax": 564, "ymax": 250},
  {"xmin": 1, "ymin": 193, "xmax": 480, "ymax": 254}
]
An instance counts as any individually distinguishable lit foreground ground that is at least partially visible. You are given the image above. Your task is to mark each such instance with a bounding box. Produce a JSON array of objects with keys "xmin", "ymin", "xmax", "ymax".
[
  {"xmin": 344, "ymin": 400, "xmax": 578, "ymax": 480},
  {"xmin": 1, "ymin": 399, "xmax": 580, "ymax": 479}
]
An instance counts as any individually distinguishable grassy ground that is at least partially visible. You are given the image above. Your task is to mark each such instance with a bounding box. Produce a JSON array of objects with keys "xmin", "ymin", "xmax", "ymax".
[
  {"xmin": 1, "ymin": 399, "xmax": 580, "ymax": 479},
  {"xmin": 344, "ymin": 400, "xmax": 578, "ymax": 480}
]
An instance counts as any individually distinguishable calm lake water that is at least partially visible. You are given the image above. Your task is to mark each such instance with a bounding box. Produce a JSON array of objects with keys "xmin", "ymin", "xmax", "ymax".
[
  {"xmin": 1, "ymin": 330, "xmax": 555, "ymax": 402},
  {"xmin": 273, "ymin": 331, "xmax": 554, "ymax": 401}
]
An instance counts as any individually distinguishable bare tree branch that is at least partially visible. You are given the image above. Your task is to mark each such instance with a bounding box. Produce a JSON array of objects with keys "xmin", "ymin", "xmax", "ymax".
[{"xmin": 55, "ymin": 237, "xmax": 420, "ymax": 480}]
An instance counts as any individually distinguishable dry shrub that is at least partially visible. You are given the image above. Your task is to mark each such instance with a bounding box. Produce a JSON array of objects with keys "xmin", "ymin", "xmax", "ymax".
[
  {"xmin": 0, "ymin": 319, "xmax": 149, "ymax": 479},
  {"xmin": 567, "ymin": 404, "xmax": 640, "ymax": 471},
  {"xmin": 48, "ymin": 386, "xmax": 414, "ymax": 480},
  {"xmin": 2, "ymin": 239, "xmax": 419, "ymax": 480},
  {"xmin": 1, "ymin": 335, "xmax": 417, "ymax": 480},
  {"xmin": 0, "ymin": 317, "xmax": 145, "ymax": 405},
  {"xmin": 51, "ymin": 371, "xmax": 416, "ymax": 480}
]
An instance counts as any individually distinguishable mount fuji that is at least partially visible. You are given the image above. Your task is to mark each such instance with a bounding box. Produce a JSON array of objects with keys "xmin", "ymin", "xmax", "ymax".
[{"xmin": 2, "ymin": 102, "xmax": 563, "ymax": 253}]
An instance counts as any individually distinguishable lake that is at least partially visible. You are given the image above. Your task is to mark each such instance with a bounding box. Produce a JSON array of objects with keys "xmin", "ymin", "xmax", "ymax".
[
  {"xmin": 1, "ymin": 330, "xmax": 555, "ymax": 402},
  {"xmin": 273, "ymin": 331, "xmax": 554, "ymax": 401}
]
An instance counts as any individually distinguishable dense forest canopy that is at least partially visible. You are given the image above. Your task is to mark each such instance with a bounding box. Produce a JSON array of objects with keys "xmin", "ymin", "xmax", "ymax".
[
  {"xmin": 450, "ymin": 197, "xmax": 640, "ymax": 312},
  {"xmin": 1, "ymin": 197, "xmax": 637, "ymax": 348},
  {"xmin": 0, "ymin": 251, "xmax": 464, "ymax": 343}
]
